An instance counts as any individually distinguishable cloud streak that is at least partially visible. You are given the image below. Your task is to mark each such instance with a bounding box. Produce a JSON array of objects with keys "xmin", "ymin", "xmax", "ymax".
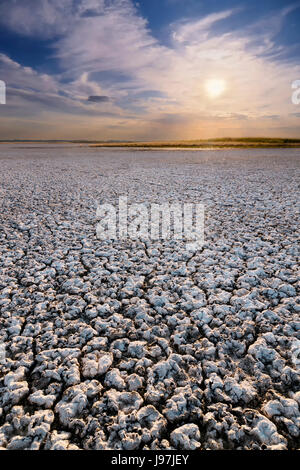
[{"xmin": 87, "ymin": 95, "xmax": 110, "ymax": 103}]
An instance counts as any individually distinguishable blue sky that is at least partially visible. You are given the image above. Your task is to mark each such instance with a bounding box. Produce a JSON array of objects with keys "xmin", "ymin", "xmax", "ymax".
[{"xmin": 0, "ymin": 0, "xmax": 300, "ymax": 140}]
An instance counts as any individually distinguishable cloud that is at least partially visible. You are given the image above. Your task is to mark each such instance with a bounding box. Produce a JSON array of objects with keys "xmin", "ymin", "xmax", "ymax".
[
  {"xmin": 0, "ymin": 0, "xmax": 107, "ymax": 38},
  {"xmin": 87, "ymin": 95, "xmax": 110, "ymax": 102},
  {"xmin": 0, "ymin": 0, "xmax": 73, "ymax": 38},
  {"xmin": 172, "ymin": 10, "xmax": 237, "ymax": 44},
  {"xmin": 261, "ymin": 115, "xmax": 281, "ymax": 120},
  {"xmin": 0, "ymin": 52, "xmax": 125, "ymax": 127},
  {"xmin": 0, "ymin": 53, "xmax": 58, "ymax": 93}
]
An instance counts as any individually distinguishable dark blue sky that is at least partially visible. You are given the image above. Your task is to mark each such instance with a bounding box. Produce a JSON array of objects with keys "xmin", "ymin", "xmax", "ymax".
[
  {"xmin": 139, "ymin": 0, "xmax": 300, "ymax": 44},
  {"xmin": 1, "ymin": 0, "xmax": 299, "ymax": 71}
]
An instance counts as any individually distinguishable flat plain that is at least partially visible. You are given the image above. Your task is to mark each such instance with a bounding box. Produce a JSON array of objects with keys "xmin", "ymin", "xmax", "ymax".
[{"xmin": 0, "ymin": 144, "xmax": 299, "ymax": 450}]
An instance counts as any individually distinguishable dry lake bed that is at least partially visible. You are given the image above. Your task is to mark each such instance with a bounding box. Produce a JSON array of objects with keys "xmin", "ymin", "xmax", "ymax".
[{"xmin": 0, "ymin": 144, "xmax": 299, "ymax": 450}]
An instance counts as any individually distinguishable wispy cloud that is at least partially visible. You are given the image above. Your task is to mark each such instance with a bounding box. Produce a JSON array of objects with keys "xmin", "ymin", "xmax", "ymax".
[{"xmin": 171, "ymin": 9, "xmax": 238, "ymax": 44}]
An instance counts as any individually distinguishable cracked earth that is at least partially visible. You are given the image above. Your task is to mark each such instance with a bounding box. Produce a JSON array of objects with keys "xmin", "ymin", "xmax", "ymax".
[{"xmin": 0, "ymin": 144, "xmax": 299, "ymax": 450}]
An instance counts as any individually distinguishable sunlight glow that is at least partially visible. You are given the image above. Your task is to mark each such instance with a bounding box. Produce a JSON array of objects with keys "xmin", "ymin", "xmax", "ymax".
[{"xmin": 205, "ymin": 79, "xmax": 227, "ymax": 99}]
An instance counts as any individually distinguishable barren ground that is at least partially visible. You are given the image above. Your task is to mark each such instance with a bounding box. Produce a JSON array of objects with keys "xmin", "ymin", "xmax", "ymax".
[{"xmin": 0, "ymin": 145, "xmax": 299, "ymax": 450}]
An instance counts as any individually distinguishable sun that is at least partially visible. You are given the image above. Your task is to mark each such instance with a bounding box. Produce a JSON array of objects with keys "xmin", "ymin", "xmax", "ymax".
[{"xmin": 205, "ymin": 78, "xmax": 227, "ymax": 99}]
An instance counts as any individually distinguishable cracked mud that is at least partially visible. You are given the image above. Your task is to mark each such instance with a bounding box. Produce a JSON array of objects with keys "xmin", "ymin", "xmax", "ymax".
[{"xmin": 0, "ymin": 145, "xmax": 299, "ymax": 450}]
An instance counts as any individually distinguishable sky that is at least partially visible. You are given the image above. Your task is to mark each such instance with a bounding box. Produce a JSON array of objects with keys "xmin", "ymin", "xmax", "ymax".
[{"xmin": 0, "ymin": 0, "xmax": 300, "ymax": 140}]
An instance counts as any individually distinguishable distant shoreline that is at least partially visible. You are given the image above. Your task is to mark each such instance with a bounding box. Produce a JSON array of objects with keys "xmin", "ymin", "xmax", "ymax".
[
  {"xmin": 1, "ymin": 138, "xmax": 300, "ymax": 149},
  {"xmin": 89, "ymin": 142, "xmax": 300, "ymax": 149}
]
